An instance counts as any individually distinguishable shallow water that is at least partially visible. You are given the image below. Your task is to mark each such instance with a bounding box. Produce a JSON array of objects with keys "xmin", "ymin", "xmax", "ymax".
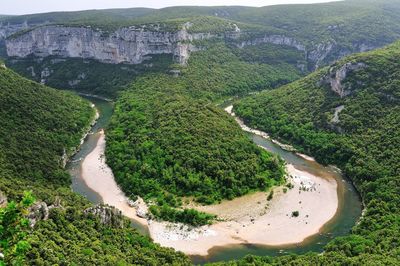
[
  {"xmin": 69, "ymin": 96, "xmax": 113, "ymax": 204},
  {"xmin": 69, "ymin": 96, "xmax": 362, "ymax": 264}
]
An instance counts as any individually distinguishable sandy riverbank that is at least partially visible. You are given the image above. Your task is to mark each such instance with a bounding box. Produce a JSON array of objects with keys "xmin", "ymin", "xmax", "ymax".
[
  {"xmin": 80, "ymin": 130, "xmax": 148, "ymax": 227},
  {"xmin": 149, "ymin": 163, "xmax": 338, "ymax": 255},
  {"xmin": 79, "ymin": 112, "xmax": 339, "ymax": 256}
]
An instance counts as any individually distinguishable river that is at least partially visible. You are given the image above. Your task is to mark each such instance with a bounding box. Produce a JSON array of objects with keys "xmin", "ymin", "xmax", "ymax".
[{"xmin": 68, "ymin": 96, "xmax": 362, "ymax": 264}]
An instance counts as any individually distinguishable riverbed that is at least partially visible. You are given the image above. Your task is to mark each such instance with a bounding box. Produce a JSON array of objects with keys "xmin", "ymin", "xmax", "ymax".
[{"xmin": 68, "ymin": 96, "xmax": 362, "ymax": 263}]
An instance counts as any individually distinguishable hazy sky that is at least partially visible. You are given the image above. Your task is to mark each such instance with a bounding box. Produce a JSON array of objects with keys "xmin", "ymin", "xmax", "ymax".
[{"xmin": 2, "ymin": 0, "xmax": 341, "ymax": 15}]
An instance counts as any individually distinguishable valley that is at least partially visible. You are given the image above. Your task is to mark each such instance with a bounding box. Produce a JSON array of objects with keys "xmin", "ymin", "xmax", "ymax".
[
  {"xmin": 67, "ymin": 97, "xmax": 361, "ymax": 262},
  {"xmin": 1, "ymin": 1, "xmax": 399, "ymax": 265}
]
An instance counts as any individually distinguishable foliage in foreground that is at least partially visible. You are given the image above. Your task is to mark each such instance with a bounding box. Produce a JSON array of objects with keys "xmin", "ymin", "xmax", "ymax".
[{"xmin": 0, "ymin": 192, "xmax": 35, "ymax": 266}]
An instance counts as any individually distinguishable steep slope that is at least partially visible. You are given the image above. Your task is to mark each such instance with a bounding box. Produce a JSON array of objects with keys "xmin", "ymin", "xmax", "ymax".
[
  {"xmin": 231, "ymin": 41, "xmax": 400, "ymax": 264},
  {"xmin": 0, "ymin": 65, "xmax": 94, "ymax": 184},
  {"xmin": 0, "ymin": 66, "xmax": 190, "ymax": 265}
]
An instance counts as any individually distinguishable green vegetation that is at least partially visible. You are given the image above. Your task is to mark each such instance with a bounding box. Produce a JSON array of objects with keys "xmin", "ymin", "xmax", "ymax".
[
  {"xmin": 180, "ymin": 42, "xmax": 301, "ymax": 100},
  {"xmin": 7, "ymin": 54, "xmax": 174, "ymax": 98},
  {"xmin": 149, "ymin": 205, "xmax": 216, "ymax": 226},
  {"xmin": 0, "ymin": 191, "xmax": 35, "ymax": 266},
  {"xmin": 0, "ymin": 67, "xmax": 190, "ymax": 264},
  {"xmin": 2, "ymin": 1, "xmax": 400, "ymax": 264},
  {"xmin": 106, "ymin": 81, "xmax": 285, "ymax": 224},
  {"xmin": 231, "ymin": 42, "xmax": 306, "ymax": 69},
  {"xmin": 105, "ymin": 36, "xmax": 295, "ymax": 225},
  {"xmin": 0, "ymin": 66, "xmax": 94, "ymax": 184},
  {"xmin": 228, "ymin": 40, "xmax": 400, "ymax": 265},
  {"xmin": 3, "ymin": 0, "xmax": 400, "ymax": 65},
  {"xmin": 292, "ymin": 211, "xmax": 299, "ymax": 217}
]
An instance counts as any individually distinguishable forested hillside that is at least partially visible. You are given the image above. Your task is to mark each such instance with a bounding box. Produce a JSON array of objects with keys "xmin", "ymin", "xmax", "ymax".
[
  {"xmin": 106, "ymin": 71, "xmax": 285, "ymax": 225},
  {"xmin": 227, "ymin": 41, "xmax": 400, "ymax": 264},
  {"xmin": 0, "ymin": 66, "xmax": 190, "ymax": 265},
  {"xmin": 0, "ymin": 66, "xmax": 94, "ymax": 184},
  {"xmin": 1, "ymin": 1, "xmax": 400, "ymax": 265},
  {"xmin": 7, "ymin": 54, "xmax": 173, "ymax": 97}
]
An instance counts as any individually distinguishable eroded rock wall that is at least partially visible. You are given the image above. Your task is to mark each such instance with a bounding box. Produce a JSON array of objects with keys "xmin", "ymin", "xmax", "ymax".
[{"xmin": 6, "ymin": 25, "xmax": 208, "ymax": 65}]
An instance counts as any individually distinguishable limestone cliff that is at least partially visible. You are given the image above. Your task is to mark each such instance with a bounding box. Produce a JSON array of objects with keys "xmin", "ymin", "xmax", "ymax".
[
  {"xmin": 237, "ymin": 34, "xmax": 306, "ymax": 52},
  {"xmin": 236, "ymin": 34, "xmax": 377, "ymax": 70},
  {"xmin": 6, "ymin": 25, "xmax": 209, "ymax": 65},
  {"xmin": 84, "ymin": 205, "xmax": 124, "ymax": 228},
  {"xmin": 5, "ymin": 24, "xmax": 380, "ymax": 69},
  {"xmin": 321, "ymin": 62, "xmax": 366, "ymax": 97},
  {"xmin": 0, "ymin": 22, "xmax": 32, "ymax": 40}
]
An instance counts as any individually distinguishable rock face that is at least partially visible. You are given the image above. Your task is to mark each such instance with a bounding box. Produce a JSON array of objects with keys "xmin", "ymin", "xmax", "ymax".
[
  {"xmin": 129, "ymin": 197, "xmax": 149, "ymax": 219},
  {"xmin": 6, "ymin": 25, "xmax": 209, "ymax": 65},
  {"xmin": 236, "ymin": 34, "xmax": 377, "ymax": 70},
  {"xmin": 308, "ymin": 41, "xmax": 336, "ymax": 69},
  {"xmin": 331, "ymin": 105, "xmax": 345, "ymax": 124},
  {"xmin": 237, "ymin": 34, "xmax": 306, "ymax": 52},
  {"xmin": 28, "ymin": 197, "xmax": 63, "ymax": 227},
  {"xmin": 84, "ymin": 205, "xmax": 124, "ymax": 228},
  {"xmin": 0, "ymin": 191, "xmax": 7, "ymax": 207},
  {"xmin": 5, "ymin": 23, "xmax": 380, "ymax": 69},
  {"xmin": 28, "ymin": 202, "xmax": 49, "ymax": 227},
  {"xmin": 322, "ymin": 62, "xmax": 367, "ymax": 97},
  {"xmin": 0, "ymin": 22, "xmax": 32, "ymax": 40}
]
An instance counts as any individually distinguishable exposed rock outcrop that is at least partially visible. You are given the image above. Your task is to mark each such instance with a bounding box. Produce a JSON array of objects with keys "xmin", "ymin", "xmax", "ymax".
[
  {"xmin": 128, "ymin": 197, "xmax": 149, "ymax": 218},
  {"xmin": 28, "ymin": 202, "xmax": 49, "ymax": 227},
  {"xmin": 84, "ymin": 205, "xmax": 124, "ymax": 228},
  {"xmin": 0, "ymin": 22, "xmax": 31, "ymax": 40},
  {"xmin": 308, "ymin": 41, "xmax": 336, "ymax": 69},
  {"xmin": 6, "ymin": 25, "xmax": 212, "ymax": 65},
  {"xmin": 28, "ymin": 197, "xmax": 63, "ymax": 227},
  {"xmin": 0, "ymin": 191, "xmax": 7, "ymax": 207},
  {"xmin": 235, "ymin": 34, "xmax": 378, "ymax": 70},
  {"xmin": 321, "ymin": 62, "xmax": 366, "ymax": 97},
  {"xmin": 331, "ymin": 105, "xmax": 345, "ymax": 124},
  {"xmin": 5, "ymin": 22, "xmax": 380, "ymax": 70},
  {"xmin": 237, "ymin": 34, "xmax": 306, "ymax": 52}
]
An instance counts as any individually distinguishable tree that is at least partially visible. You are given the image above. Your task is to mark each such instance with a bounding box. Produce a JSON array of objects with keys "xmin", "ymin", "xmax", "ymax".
[{"xmin": 0, "ymin": 191, "xmax": 35, "ymax": 266}]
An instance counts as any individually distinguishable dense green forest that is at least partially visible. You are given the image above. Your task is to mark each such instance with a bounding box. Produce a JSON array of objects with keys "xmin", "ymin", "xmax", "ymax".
[
  {"xmin": 104, "ymin": 36, "xmax": 299, "ymax": 225},
  {"xmin": 178, "ymin": 42, "xmax": 301, "ymax": 100},
  {"xmin": 0, "ymin": 67, "xmax": 190, "ymax": 265},
  {"xmin": 0, "ymin": 66, "xmax": 94, "ymax": 184},
  {"xmin": 227, "ymin": 41, "xmax": 400, "ymax": 265},
  {"xmin": 106, "ymin": 75, "xmax": 285, "ymax": 225},
  {"xmin": 6, "ymin": 54, "xmax": 174, "ymax": 98},
  {"xmin": 1, "ymin": 1, "xmax": 400, "ymax": 265}
]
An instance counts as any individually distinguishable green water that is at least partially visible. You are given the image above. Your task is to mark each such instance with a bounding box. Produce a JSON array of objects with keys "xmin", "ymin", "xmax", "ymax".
[
  {"xmin": 68, "ymin": 96, "xmax": 114, "ymax": 204},
  {"xmin": 69, "ymin": 96, "xmax": 362, "ymax": 264},
  {"xmin": 67, "ymin": 95, "xmax": 148, "ymax": 234}
]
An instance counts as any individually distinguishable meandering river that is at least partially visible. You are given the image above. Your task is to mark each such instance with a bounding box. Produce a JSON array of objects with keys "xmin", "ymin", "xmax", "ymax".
[{"xmin": 68, "ymin": 96, "xmax": 362, "ymax": 264}]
